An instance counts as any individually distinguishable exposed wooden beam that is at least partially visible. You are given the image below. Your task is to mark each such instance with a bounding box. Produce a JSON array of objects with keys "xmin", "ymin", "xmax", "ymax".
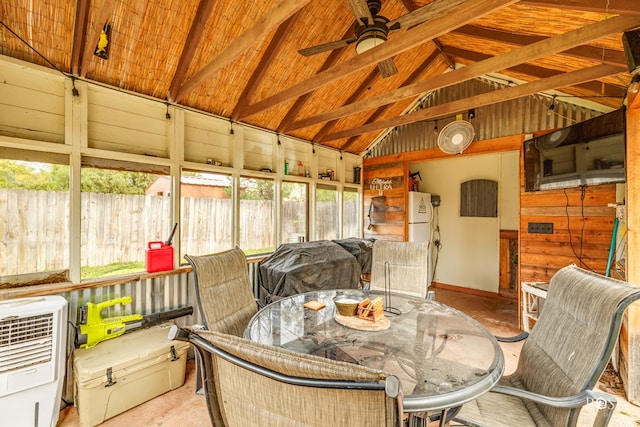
[
  {"xmin": 431, "ymin": 39, "xmax": 456, "ymax": 70},
  {"xmin": 396, "ymin": 0, "xmax": 455, "ymax": 69},
  {"xmin": 174, "ymin": 0, "xmax": 311, "ymax": 102},
  {"xmin": 338, "ymin": 51, "xmax": 443, "ymax": 152},
  {"xmin": 453, "ymin": 24, "xmax": 628, "ymax": 67},
  {"xmin": 70, "ymin": 0, "xmax": 90, "ymax": 75},
  {"xmin": 520, "ymin": 0, "xmax": 640, "ymax": 15},
  {"xmin": 320, "ymin": 64, "xmax": 625, "ymax": 141},
  {"xmin": 276, "ymin": 27, "xmax": 354, "ymax": 132},
  {"xmin": 630, "ymin": 77, "xmax": 640, "ymax": 110},
  {"xmin": 238, "ymin": 0, "xmax": 519, "ymax": 120},
  {"xmin": 444, "ymin": 45, "xmax": 627, "ymax": 98},
  {"xmin": 231, "ymin": 13, "xmax": 300, "ymax": 120},
  {"xmin": 398, "ymin": 0, "xmax": 416, "ymax": 11},
  {"xmin": 286, "ymin": 14, "xmax": 640, "ymax": 131},
  {"xmin": 167, "ymin": 0, "xmax": 215, "ymax": 102},
  {"xmin": 312, "ymin": 68, "xmax": 381, "ymax": 141},
  {"xmin": 80, "ymin": 0, "xmax": 115, "ymax": 78}
]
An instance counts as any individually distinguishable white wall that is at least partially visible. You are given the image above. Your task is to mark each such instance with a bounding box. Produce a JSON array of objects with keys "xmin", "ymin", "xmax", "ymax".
[{"xmin": 412, "ymin": 151, "xmax": 519, "ymax": 293}]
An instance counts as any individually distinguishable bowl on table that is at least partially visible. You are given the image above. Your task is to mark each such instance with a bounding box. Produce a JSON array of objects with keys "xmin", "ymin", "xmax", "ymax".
[{"xmin": 333, "ymin": 295, "xmax": 364, "ymax": 316}]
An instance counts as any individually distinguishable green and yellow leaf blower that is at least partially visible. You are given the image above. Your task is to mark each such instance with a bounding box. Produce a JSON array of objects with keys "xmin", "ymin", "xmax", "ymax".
[{"xmin": 76, "ymin": 296, "xmax": 193, "ymax": 348}]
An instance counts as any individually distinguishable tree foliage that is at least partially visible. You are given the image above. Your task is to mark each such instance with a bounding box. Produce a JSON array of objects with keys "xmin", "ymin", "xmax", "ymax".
[
  {"xmin": 0, "ymin": 160, "xmax": 68, "ymax": 191},
  {"xmin": 0, "ymin": 160, "xmax": 156, "ymax": 194},
  {"xmin": 81, "ymin": 168, "xmax": 156, "ymax": 194}
]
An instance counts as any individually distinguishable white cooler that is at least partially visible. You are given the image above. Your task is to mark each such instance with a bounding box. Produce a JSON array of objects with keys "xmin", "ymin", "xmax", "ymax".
[{"xmin": 73, "ymin": 323, "xmax": 190, "ymax": 427}]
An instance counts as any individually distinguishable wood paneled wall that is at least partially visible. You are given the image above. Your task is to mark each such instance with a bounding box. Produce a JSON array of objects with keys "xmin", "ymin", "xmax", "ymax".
[
  {"xmin": 519, "ymin": 173, "xmax": 618, "ymax": 283},
  {"xmin": 362, "ymin": 155, "xmax": 406, "ymax": 241}
]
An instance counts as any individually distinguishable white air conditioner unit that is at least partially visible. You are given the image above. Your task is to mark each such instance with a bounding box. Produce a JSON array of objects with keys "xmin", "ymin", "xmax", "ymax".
[{"xmin": 0, "ymin": 296, "xmax": 68, "ymax": 426}]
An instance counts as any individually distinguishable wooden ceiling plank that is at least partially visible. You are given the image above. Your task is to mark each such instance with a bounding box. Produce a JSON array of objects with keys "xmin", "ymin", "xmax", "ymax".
[
  {"xmin": 231, "ymin": 13, "xmax": 300, "ymax": 120},
  {"xmin": 276, "ymin": 27, "xmax": 354, "ymax": 132},
  {"xmin": 174, "ymin": 0, "xmax": 311, "ymax": 102},
  {"xmin": 445, "ymin": 45, "xmax": 627, "ymax": 98},
  {"xmin": 167, "ymin": 0, "xmax": 216, "ymax": 102},
  {"xmin": 321, "ymin": 64, "xmax": 625, "ymax": 141},
  {"xmin": 453, "ymin": 25, "xmax": 627, "ymax": 67},
  {"xmin": 520, "ymin": 0, "xmax": 640, "ymax": 15},
  {"xmin": 288, "ymin": 14, "xmax": 640, "ymax": 131},
  {"xmin": 312, "ymin": 68, "xmax": 381, "ymax": 141},
  {"xmin": 70, "ymin": 0, "xmax": 90, "ymax": 75},
  {"xmin": 79, "ymin": 0, "xmax": 115, "ymax": 78},
  {"xmin": 238, "ymin": 0, "xmax": 519, "ymax": 120}
]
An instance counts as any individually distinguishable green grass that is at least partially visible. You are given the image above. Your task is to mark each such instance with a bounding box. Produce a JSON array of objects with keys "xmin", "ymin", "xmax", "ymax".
[
  {"xmin": 81, "ymin": 262, "xmax": 145, "ymax": 280},
  {"xmin": 80, "ymin": 248, "xmax": 276, "ymax": 280}
]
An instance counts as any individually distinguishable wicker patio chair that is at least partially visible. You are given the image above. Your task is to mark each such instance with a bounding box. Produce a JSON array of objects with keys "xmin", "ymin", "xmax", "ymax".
[
  {"xmin": 169, "ymin": 326, "xmax": 403, "ymax": 427},
  {"xmin": 453, "ymin": 264, "xmax": 640, "ymax": 427},
  {"xmin": 185, "ymin": 248, "xmax": 259, "ymax": 336},
  {"xmin": 370, "ymin": 240, "xmax": 432, "ymax": 299},
  {"xmin": 186, "ymin": 248, "xmax": 261, "ymax": 395}
]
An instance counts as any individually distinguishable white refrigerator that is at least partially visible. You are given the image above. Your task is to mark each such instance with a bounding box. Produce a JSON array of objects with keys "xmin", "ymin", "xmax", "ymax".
[
  {"xmin": 408, "ymin": 191, "xmax": 433, "ymax": 287},
  {"xmin": 408, "ymin": 191, "xmax": 433, "ymax": 243}
]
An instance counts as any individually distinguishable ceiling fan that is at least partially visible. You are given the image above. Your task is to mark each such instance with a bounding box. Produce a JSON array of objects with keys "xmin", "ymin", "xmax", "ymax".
[{"xmin": 298, "ymin": 0, "xmax": 457, "ymax": 78}]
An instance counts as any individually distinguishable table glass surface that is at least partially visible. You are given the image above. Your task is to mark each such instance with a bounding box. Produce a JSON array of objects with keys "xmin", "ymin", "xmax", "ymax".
[{"xmin": 244, "ymin": 289, "xmax": 505, "ymax": 412}]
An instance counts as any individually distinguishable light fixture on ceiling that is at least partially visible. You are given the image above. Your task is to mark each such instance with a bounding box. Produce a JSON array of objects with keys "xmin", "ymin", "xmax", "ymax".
[{"xmin": 355, "ymin": 16, "xmax": 389, "ymax": 54}]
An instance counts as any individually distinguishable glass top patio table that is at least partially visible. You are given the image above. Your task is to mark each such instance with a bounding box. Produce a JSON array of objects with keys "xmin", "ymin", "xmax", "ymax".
[{"xmin": 244, "ymin": 289, "xmax": 504, "ymax": 412}]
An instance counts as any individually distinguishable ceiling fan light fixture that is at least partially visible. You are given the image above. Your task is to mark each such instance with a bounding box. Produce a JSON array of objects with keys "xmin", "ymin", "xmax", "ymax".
[
  {"xmin": 355, "ymin": 15, "xmax": 389, "ymax": 54},
  {"xmin": 355, "ymin": 30, "xmax": 387, "ymax": 54}
]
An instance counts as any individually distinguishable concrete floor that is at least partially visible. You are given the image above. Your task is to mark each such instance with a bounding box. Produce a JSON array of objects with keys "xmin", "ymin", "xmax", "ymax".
[{"xmin": 57, "ymin": 288, "xmax": 640, "ymax": 426}]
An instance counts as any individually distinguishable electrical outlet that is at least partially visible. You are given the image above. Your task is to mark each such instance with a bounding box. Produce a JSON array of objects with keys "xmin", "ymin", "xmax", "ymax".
[{"xmin": 528, "ymin": 222, "xmax": 553, "ymax": 234}]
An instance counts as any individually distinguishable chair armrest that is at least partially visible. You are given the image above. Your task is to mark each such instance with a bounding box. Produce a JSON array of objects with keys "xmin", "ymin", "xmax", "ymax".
[
  {"xmin": 491, "ymin": 386, "xmax": 617, "ymax": 427},
  {"xmin": 495, "ymin": 332, "xmax": 529, "ymax": 343}
]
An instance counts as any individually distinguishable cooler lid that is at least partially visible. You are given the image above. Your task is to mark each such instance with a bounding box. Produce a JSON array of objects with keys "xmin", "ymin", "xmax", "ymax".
[{"xmin": 73, "ymin": 323, "xmax": 189, "ymax": 381}]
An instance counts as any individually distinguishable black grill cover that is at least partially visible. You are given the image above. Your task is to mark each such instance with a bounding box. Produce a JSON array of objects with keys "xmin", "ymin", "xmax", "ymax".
[
  {"xmin": 333, "ymin": 238, "xmax": 375, "ymax": 274},
  {"xmin": 258, "ymin": 240, "xmax": 362, "ymax": 304}
]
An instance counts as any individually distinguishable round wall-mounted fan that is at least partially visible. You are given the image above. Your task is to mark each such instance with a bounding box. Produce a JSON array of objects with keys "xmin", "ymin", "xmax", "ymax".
[{"xmin": 437, "ymin": 120, "xmax": 475, "ymax": 154}]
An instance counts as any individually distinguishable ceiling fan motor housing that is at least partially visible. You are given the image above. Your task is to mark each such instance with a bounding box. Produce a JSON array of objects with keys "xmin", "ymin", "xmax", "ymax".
[{"xmin": 355, "ymin": 16, "xmax": 389, "ymax": 54}]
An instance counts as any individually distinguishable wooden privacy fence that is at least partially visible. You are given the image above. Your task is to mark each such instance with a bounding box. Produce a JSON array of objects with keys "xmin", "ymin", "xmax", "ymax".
[{"xmin": 0, "ymin": 189, "xmax": 357, "ymax": 275}]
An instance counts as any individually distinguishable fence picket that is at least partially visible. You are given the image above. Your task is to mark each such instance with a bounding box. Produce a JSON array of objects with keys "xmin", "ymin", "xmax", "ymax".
[{"xmin": 0, "ymin": 189, "xmax": 358, "ymax": 275}]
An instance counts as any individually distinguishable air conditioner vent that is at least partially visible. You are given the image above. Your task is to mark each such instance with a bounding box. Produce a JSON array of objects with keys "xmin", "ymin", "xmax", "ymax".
[{"xmin": 0, "ymin": 313, "xmax": 54, "ymax": 373}]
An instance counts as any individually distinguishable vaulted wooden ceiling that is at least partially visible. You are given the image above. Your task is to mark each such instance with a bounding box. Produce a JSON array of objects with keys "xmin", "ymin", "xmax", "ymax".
[{"xmin": 1, "ymin": 0, "xmax": 638, "ymax": 155}]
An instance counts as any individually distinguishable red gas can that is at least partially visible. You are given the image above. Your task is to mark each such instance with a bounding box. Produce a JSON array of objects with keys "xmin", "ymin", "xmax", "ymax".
[{"xmin": 145, "ymin": 241, "xmax": 174, "ymax": 273}]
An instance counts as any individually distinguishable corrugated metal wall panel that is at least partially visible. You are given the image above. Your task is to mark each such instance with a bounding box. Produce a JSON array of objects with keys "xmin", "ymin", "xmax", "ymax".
[
  {"xmin": 62, "ymin": 273, "xmax": 198, "ymax": 328},
  {"xmin": 366, "ymin": 78, "xmax": 602, "ymax": 158},
  {"xmin": 58, "ymin": 263, "xmax": 265, "ymax": 401}
]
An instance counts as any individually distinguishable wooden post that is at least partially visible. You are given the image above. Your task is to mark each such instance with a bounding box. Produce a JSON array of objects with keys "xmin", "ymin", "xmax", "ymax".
[{"xmin": 623, "ymin": 86, "xmax": 640, "ymax": 403}]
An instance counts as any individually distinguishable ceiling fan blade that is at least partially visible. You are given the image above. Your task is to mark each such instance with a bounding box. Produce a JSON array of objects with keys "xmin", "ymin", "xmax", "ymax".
[
  {"xmin": 378, "ymin": 58, "xmax": 397, "ymax": 78},
  {"xmin": 298, "ymin": 37, "xmax": 357, "ymax": 56},
  {"xmin": 387, "ymin": 0, "xmax": 467, "ymax": 31},
  {"xmin": 346, "ymin": 0, "xmax": 374, "ymax": 25}
]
